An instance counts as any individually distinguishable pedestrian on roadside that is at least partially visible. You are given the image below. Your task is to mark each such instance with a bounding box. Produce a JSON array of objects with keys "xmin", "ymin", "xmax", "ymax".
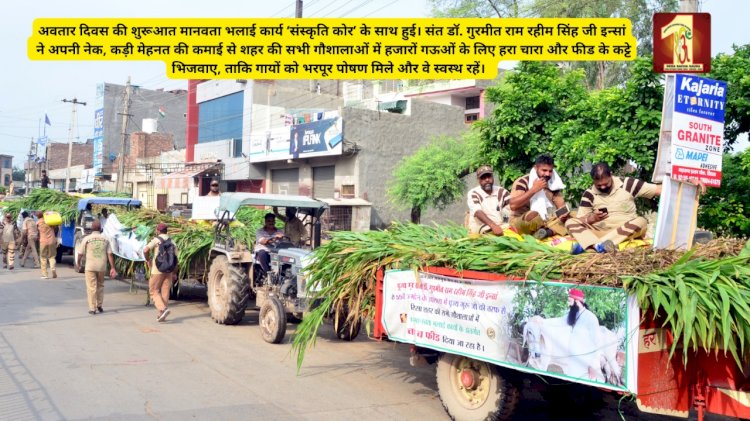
[
  {"xmin": 1, "ymin": 213, "xmax": 20, "ymax": 270},
  {"xmin": 40, "ymin": 170, "xmax": 50, "ymax": 189},
  {"xmin": 78, "ymin": 220, "xmax": 117, "ymax": 315},
  {"xmin": 143, "ymin": 223, "xmax": 178, "ymax": 322},
  {"xmin": 19, "ymin": 211, "xmax": 40, "ymax": 268},
  {"xmin": 36, "ymin": 211, "xmax": 58, "ymax": 279}
]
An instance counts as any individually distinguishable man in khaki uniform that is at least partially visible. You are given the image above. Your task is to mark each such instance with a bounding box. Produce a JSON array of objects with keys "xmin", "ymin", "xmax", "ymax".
[
  {"xmin": 2, "ymin": 213, "xmax": 20, "ymax": 270},
  {"xmin": 78, "ymin": 220, "xmax": 117, "ymax": 315},
  {"xmin": 36, "ymin": 211, "xmax": 58, "ymax": 279},
  {"xmin": 467, "ymin": 165, "xmax": 511, "ymax": 235},
  {"xmin": 143, "ymin": 223, "xmax": 175, "ymax": 322},
  {"xmin": 273, "ymin": 206, "xmax": 307, "ymax": 247},
  {"xmin": 20, "ymin": 211, "xmax": 40, "ymax": 268},
  {"xmin": 509, "ymin": 155, "xmax": 569, "ymax": 239},
  {"xmin": 565, "ymin": 162, "xmax": 661, "ymax": 253}
]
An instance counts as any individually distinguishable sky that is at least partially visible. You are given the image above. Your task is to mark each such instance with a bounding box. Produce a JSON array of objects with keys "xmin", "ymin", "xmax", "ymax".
[{"xmin": 1, "ymin": 0, "xmax": 748, "ymax": 167}]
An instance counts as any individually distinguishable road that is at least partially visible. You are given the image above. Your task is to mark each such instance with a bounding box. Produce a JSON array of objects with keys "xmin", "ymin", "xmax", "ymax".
[{"xmin": 0, "ymin": 263, "xmax": 737, "ymax": 420}]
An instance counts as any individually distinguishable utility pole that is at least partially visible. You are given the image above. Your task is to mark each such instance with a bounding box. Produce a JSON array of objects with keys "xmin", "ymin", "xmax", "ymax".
[
  {"xmin": 295, "ymin": 0, "xmax": 303, "ymax": 18},
  {"xmin": 679, "ymin": 0, "xmax": 699, "ymax": 12},
  {"xmin": 116, "ymin": 77, "xmax": 132, "ymax": 193},
  {"xmin": 62, "ymin": 98, "xmax": 86, "ymax": 193},
  {"xmin": 26, "ymin": 138, "xmax": 33, "ymax": 193}
]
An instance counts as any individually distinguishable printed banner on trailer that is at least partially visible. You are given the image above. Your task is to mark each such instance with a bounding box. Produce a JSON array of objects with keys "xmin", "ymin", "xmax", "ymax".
[{"xmin": 382, "ymin": 270, "xmax": 640, "ymax": 393}]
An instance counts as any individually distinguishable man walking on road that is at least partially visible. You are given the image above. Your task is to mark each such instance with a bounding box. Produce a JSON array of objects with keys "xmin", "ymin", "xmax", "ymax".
[
  {"xmin": 19, "ymin": 211, "xmax": 40, "ymax": 268},
  {"xmin": 143, "ymin": 223, "xmax": 177, "ymax": 322},
  {"xmin": 78, "ymin": 221, "xmax": 117, "ymax": 315},
  {"xmin": 2, "ymin": 213, "xmax": 20, "ymax": 270},
  {"xmin": 37, "ymin": 211, "xmax": 57, "ymax": 279},
  {"xmin": 78, "ymin": 220, "xmax": 117, "ymax": 315}
]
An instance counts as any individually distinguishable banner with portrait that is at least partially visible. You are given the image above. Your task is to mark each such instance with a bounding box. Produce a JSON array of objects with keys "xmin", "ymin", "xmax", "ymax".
[{"xmin": 382, "ymin": 269, "xmax": 639, "ymax": 393}]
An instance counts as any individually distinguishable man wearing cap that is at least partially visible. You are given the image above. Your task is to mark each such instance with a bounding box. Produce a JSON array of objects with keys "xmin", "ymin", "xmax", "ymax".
[
  {"xmin": 143, "ymin": 223, "xmax": 175, "ymax": 322},
  {"xmin": 78, "ymin": 220, "xmax": 117, "ymax": 315},
  {"xmin": 467, "ymin": 166, "xmax": 511, "ymax": 235},
  {"xmin": 565, "ymin": 288, "xmax": 602, "ymax": 380}
]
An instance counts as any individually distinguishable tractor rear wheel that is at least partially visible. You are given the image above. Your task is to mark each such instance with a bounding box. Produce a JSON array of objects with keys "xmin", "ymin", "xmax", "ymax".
[{"xmin": 207, "ymin": 255, "xmax": 249, "ymax": 325}]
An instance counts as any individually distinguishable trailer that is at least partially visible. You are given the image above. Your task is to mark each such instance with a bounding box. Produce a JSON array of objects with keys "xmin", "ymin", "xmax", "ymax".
[
  {"xmin": 371, "ymin": 266, "xmax": 750, "ymax": 421},
  {"xmin": 56, "ymin": 197, "xmax": 142, "ymax": 270}
]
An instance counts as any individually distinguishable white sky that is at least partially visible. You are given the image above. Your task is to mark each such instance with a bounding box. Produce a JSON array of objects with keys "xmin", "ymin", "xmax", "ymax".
[{"xmin": 0, "ymin": 0, "xmax": 747, "ymax": 166}]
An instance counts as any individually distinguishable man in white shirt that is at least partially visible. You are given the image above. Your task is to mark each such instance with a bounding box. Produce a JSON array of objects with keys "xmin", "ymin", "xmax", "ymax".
[
  {"xmin": 565, "ymin": 288, "xmax": 602, "ymax": 380},
  {"xmin": 254, "ymin": 213, "xmax": 284, "ymax": 273},
  {"xmin": 467, "ymin": 166, "xmax": 510, "ymax": 235}
]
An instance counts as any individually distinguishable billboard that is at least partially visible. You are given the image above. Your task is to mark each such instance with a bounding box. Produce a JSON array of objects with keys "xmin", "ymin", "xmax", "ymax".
[
  {"xmin": 669, "ymin": 74, "xmax": 726, "ymax": 187},
  {"xmin": 653, "ymin": 13, "xmax": 711, "ymax": 73},
  {"xmin": 249, "ymin": 111, "xmax": 343, "ymax": 163},
  {"xmin": 382, "ymin": 270, "xmax": 638, "ymax": 393},
  {"xmin": 249, "ymin": 126, "xmax": 292, "ymax": 163},
  {"xmin": 93, "ymin": 108, "xmax": 104, "ymax": 176},
  {"xmin": 93, "ymin": 83, "xmax": 105, "ymax": 176}
]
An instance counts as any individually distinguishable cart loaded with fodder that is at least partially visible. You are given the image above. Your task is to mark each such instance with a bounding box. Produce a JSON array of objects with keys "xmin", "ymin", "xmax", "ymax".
[{"xmin": 292, "ymin": 223, "xmax": 750, "ymax": 421}]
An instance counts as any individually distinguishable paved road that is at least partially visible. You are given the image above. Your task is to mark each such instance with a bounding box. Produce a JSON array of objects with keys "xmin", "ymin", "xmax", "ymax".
[{"xmin": 0, "ymin": 263, "xmax": 737, "ymax": 420}]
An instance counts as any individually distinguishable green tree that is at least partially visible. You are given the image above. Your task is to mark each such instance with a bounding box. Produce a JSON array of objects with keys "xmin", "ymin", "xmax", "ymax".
[
  {"xmin": 708, "ymin": 44, "xmax": 750, "ymax": 150},
  {"xmin": 429, "ymin": 0, "xmax": 678, "ymax": 89},
  {"xmin": 12, "ymin": 166, "xmax": 25, "ymax": 182},
  {"xmin": 476, "ymin": 61, "xmax": 588, "ymax": 189},
  {"xmin": 428, "ymin": 0, "xmax": 525, "ymax": 18},
  {"xmin": 697, "ymin": 150, "xmax": 750, "ymax": 238},
  {"xmin": 387, "ymin": 131, "xmax": 483, "ymax": 223},
  {"xmin": 551, "ymin": 57, "xmax": 663, "ymax": 200}
]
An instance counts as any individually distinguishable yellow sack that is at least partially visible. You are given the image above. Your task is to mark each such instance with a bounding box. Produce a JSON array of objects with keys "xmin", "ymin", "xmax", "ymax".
[
  {"xmin": 43, "ymin": 211, "xmax": 63, "ymax": 227},
  {"xmin": 618, "ymin": 239, "xmax": 651, "ymax": 250},
  {"xmin": 541, "ymin": 235, "xmax": 577, "ymax": 253}
]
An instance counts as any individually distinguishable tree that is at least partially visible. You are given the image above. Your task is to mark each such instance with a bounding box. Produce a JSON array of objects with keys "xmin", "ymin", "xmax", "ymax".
[
  {"xmin": 476, "ymin": 61, "xmax": 588, "ymax": 189},
  {"xmin": 551, "ymin": 57, "xmax": 663, "ymax": 199},
  {"xmin": 708, "ymin": 44, "xmax": 750, "ymax": 150},
  {"xmin": 428, "ymin": 0, "xmax": 524, "ymax": 18},
  {"xmin": 387, "ymin": 131, "xmax": 483, "ymax": 223},
  {"xmin": 430, "ymin": 0, "xmax": 678, "ymax": 89},
  {"xmin": 12, "ymin": 166, "xmax": 25, "ymax": 182},
  {"xmin": 697, "ymin": 150, "xmax": 750, "ymax": 238}
]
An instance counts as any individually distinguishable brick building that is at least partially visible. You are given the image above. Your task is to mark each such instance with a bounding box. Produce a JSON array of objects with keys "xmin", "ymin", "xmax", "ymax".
[{"xmin": 42, "ymin": 141, "xmax": 94, "ymax": 191}]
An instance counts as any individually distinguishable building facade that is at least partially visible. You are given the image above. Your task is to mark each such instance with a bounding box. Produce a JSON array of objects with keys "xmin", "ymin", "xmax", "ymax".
[
  {"xmin": 0, "ymin": 155, "xmax": 12, "ymax": 189},
  {"xmin": 96, "ymin": 83, "xmax": 187, "ymax": 177},
  {"xmin": 183, "ymin": 78, "xmax": 472, "ymax": 230}
]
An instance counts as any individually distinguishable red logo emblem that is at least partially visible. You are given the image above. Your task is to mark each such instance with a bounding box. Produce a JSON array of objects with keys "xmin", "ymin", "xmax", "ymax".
[{"xmin": 653, "ymin": 13, "xmax": 711, "ymax": 73}]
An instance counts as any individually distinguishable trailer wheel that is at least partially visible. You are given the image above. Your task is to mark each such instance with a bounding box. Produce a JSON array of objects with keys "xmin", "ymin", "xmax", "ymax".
[
  {"xmin": 207, "ymin": 255, "xmax": 249, "ymax": 325},
  {"xmin": 259, "ymin": 295, "xmax": 286, "ymax": 344},
  {"xmin": 73, "ymin": 234, "xmax": 85, "ymax": 273},
  {"xmin": 436, "ymin": 354, "xmax": 519, "ymax": 421},
  {"xmin": 334, "ymin": 307, "xmax": 361, "ymax": 341}
]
